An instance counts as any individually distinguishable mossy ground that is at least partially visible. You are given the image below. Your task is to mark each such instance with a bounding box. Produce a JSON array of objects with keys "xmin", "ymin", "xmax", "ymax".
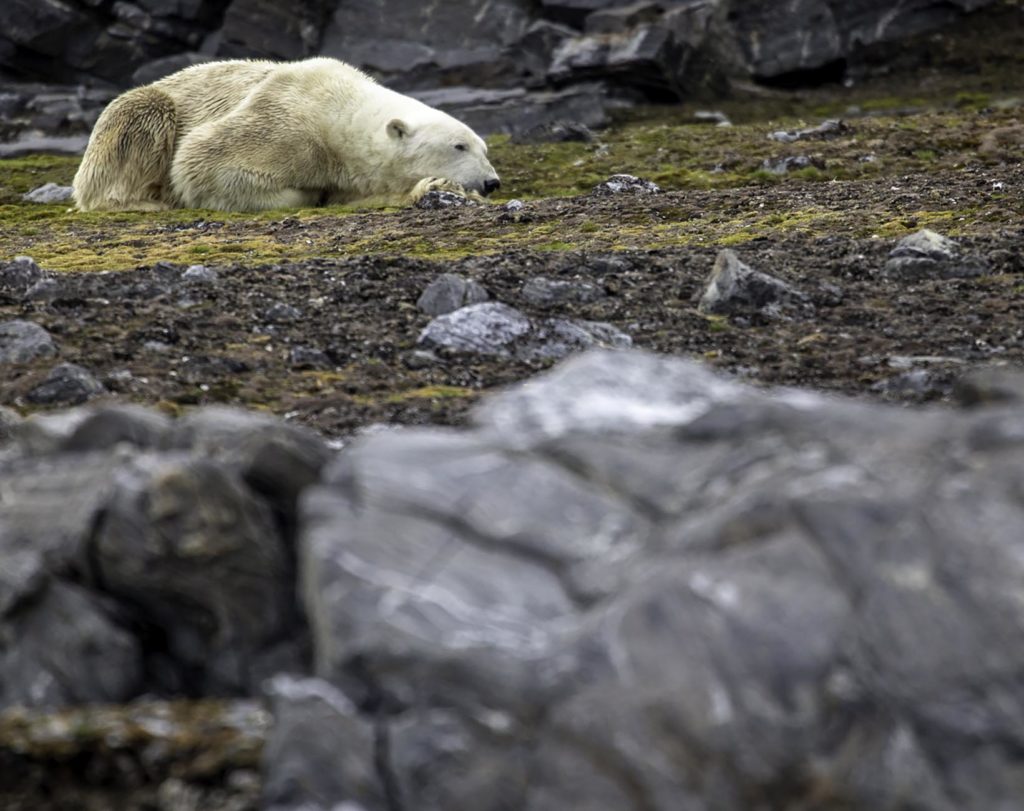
[
  {"xmin": 1, "ymin": 103, "xmax": 1022, "ymax": 270},
  {"xmin": 0, "ymin": 1, "xmax": 1022, "ymax": 430}
]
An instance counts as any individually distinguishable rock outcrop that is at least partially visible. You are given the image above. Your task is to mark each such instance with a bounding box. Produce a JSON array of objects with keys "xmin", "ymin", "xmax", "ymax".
[{"xmin": 0, "ymin": 0, "xmax": 1002, "ymax": 137}]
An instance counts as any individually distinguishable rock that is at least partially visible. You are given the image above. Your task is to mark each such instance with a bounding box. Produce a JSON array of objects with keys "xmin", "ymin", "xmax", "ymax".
[
  {"xmin": 321, "ymin": 0, "xmax": 534, "ymax": 88},
  {"xmin": 0, "ymin": 320, "xmax": 57, "ymax": 364},
  {"xmin": 92, "ymin": 453, "xmax": 293, "ymax": 694},
  {"xmin": 768, "ymin": 118, "xmax": 848, "ymax": 142},
  {"xmin": 164, "ymin": 406, "xmax": 333, "ymax": 510},
  {"xmin": 761, "ymin": 154, "xmax": 823, "ymax": 173},
  {"xmin": 510, "ymin": 120, "xmax": 596, "ymax": 144},
  {"xmin": 58, "ymin": 404, "xmax": 171, "ymax": 453},
  {"xmin": 414, "ymin": 190, "xmax": 479, "ymax": 210},
  {"xmin": 23, "ymin": 278, "xmax": 61, "ymax": 301},
  {"xmin": 216, "ymin": 0, "xmax": 328, "ymax": 61},
  {"xmin": 417, "ymin": 302, "xmax": 630, "ymax": 360},
  {"xmin": 181, "ymin": 264, "xmax": 218, "ymax": 284},
  {"xmin": 0, "ymin": 255, "xmax": 46, "ymax": 295},
  {"xmin": 288, "ymin": 346, "xmax": 332, "ymax": 370},
  {"xmin": 131, "ymin": 52, "xmax": 215, "ymax": 85},
  {"xmin": 521, "ymin": 276, "xmax": 607, "ymax": 308},
  {"xmin": 268, "ymin": 347, "xmax": 1024, "ymax": 809},
  {"xmin": 954, "ymin": 366, "xmax": 1024, "ymax": 407},
  {"xmin": 25, "ymin": 363, "xmax": 106, "ymax": 406},
  {"xmin": 418, "ymin": 302, "xmax": 532, "ymax": 356},
  {"xmin": 694, "ymin": 109, "xmax": 732, "ymax": 126},
  {"xmin": 263, "ymin": 302, "xmax": 302, "ymax": 324},
  {"xmin": 592, "ymin": 174, "xmax": 661, "ymax": 195},
  {"xmin": 417, "ymin": 273, "xmax": 490, "ymax": 316},
  {"xmin": 0, "ymin": 134, "xmax": 90, "ymax": 158},
  {"xmin": 884, "ymin": 229, "xmax": 991, "ymax": 280},
  {"xmin": 697, "ymin": 249, "xmax": 809, "ymax": 316},
  {"xmin": 0, "ymin": 580, "xmax": 142, "ymax": 710},
  {"xmin": 21, "ymin": 182, "xmax": 74, "ymax": 204},
  {"xmin": 0, "ymin": 0, "xmax": 1004, "ymax": 124},
  {"xmin": 528, "ymin": 317, "xmax": 632, "ymax": 359},
  {"xmin": 413, "ymin": 83, "xmax": 617, "ymax": 137},
  {"xmin": 262, "ymin": 676, "xmax": 384, "ymax": 811}
]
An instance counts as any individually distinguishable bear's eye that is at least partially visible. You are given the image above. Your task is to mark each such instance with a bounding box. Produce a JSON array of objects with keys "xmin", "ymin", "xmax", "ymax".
[{"xmin": 454, "ymin": 143, "xmax": 468, "ymax": 152}]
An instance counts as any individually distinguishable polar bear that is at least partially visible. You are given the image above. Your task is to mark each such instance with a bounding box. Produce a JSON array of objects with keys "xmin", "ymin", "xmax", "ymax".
[{"xmin": 72, "ymin": 57, "xmax": 501, "ymax": 212}]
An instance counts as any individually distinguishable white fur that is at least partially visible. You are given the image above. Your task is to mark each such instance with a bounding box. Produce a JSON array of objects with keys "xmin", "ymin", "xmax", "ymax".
[{"xmin": 73, "ymin": 57, "xmax": 500, "ymax": 212}]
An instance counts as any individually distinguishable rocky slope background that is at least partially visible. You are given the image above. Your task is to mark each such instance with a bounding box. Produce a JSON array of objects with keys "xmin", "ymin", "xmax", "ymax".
[
  {"xmin": 0, "ymin": 0, "xmax": 1016, "ymax": 149},
  {"xmin": 2, "ymin": 1, "xmax": 1024, "ymax": 810}
]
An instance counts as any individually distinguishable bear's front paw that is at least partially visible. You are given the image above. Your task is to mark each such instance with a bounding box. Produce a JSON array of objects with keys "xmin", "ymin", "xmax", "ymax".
[{"xmin": 409, "ymin": 177, "xmax": 485, "ymax": 205}]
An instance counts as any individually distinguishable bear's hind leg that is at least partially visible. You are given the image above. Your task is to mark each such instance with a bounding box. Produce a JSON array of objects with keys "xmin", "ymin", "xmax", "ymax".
[
  {"xmin": 171, "ymin": 117, "xmax": 323, "ymax": 214},
  {"xmin": 73, "ymin": 87, "xmax": 177, "ymax": 212}
]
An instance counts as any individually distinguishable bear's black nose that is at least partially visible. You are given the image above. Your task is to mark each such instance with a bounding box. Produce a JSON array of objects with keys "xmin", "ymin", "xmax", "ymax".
[{"xmin": 484, "ymin": 178, "xmax": 501, "ymax": 195}]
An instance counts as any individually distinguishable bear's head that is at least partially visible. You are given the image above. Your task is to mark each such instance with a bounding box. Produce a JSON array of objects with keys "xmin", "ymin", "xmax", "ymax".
[{"xmin": 385, "ymin": 112, "xmax": 500, "ymax": 197}]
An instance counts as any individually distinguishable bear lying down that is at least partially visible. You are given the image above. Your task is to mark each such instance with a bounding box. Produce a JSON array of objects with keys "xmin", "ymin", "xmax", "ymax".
[{"xmin": 72, "ymin": 57, "xmax": 501, "ymax": 213}]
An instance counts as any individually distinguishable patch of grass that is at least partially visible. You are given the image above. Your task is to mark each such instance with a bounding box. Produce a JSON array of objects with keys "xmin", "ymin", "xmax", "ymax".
[
  {"xmin": 3, "ymin": 100, "xmax": 1023, "ymax": 268},
  {"xmin": 383, "ymin": 385, "xmax": 474, "ymax": 403},
  {"xmin": 0, "ymin": 155, "xmax": 79, "ymax": 204}
]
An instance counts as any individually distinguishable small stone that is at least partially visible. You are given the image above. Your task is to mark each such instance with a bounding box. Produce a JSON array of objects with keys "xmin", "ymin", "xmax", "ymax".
[
  {"xmin": 26, "ymin": 363, "xmax": 107, "ymax": 406},
  {"xmin": 415, "ymin": 190, "xmax": 478, "ymax": 209},
  {"xmin": 289, "ymin": 346, "xmax": 332, "ymax": 369},
  {"xmin": 404, "ymin": 349, "xmax": 440, "ymax": 369},
  {"xmin": 883, "ymin": 229, "xmax": 990, "ymax": 280},
  {"xmin": 0, "ymin": 320, "xmax": 57, "ymax": 364},
  {"xmin": 768, "ymin": 119, "xmax": 848, "ymax": 142},
  {"xmin": 418, "ymin": 302, "xmax": 532, "ymax": 357},
  {"xmin": 697, "ymin": 250, "xmax": 808, "ymax": 317},
  {"xmin": 502, "ymin": 199, "xmax": 525, "ymax": 213},
  {"xmin": 761, "ymin": 155, "xmax": 821, "ymax": 174},
  {"xmin": 21, "ymin": 182, "xmax": 74, "ymax": 204},
  {"xmin": 417, "ymin": 274, "xmax": 490, "ymax": 316},
  {"xmin": 527, "ymin": 318, "xmax": 632, "ymax": 360},
  {"xmin": 0, "ymin": 256, "xmax": 45, "ymax": 293},
  {"xmin": 954, "ymin": 367, "xmax": 1024, "ymax": 408},
  {"xmin": 592, "ymin": 174, "xmax": 661, "ymax": 195},
  {"xmin": 24, "ymin": 278, "xmax": 61, "ymax": 301},
  {"xmin": 511, "ymin": 121, "xmax": 596, "ymax": 144},
  {"xmin": 695, "ymin": 110, "xmax": 732, "ymax": 127},
  {"xmin": 182, "ymin": 264, "xmax": 218, "ymax": 283},
  {"xmin": 417, "ymin": 302, "xmax": 630, "ymax": 361},
  {"xmin": 264, "ymin": 303, "xmax": 302, "ymax": 323},
  {"xmin": 521, "ymin": 277, "xmax": 606, "ymax": 308}
]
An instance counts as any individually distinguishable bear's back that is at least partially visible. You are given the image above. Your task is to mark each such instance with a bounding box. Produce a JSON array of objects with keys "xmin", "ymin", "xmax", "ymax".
[{"xmin": 153, "ymin": 60, "xmax": 280, "ymax": 133}]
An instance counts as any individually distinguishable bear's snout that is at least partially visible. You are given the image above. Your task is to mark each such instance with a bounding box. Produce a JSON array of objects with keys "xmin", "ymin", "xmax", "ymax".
[{"xmin": 483, "ymin": 178, "xmax": 501, "ymax": 196}]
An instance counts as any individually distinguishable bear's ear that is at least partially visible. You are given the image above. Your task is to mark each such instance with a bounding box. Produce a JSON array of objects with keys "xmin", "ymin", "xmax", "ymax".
[{"xmin": 386, "ymin": 119, "xmax": 410, "ymax": 140}]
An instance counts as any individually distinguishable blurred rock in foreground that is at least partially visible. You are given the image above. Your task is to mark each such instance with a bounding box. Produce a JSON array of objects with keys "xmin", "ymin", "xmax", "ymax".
[{"xmin": 4, "ymin": 348, "xmax": 1024, "ymax": 809}]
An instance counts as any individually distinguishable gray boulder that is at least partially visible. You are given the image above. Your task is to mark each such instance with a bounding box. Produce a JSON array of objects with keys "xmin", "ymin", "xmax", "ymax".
[
  {"xmin": 521, "ymin": 276, "xmax": 606, "ymax": 307},
  {"xmin": 884, "ymin": 229, "xmax": 991, "ymax": 280},
  {"xmin": 25, "ymin": 362, "xmax": 107, "ymax": 406},
  {"xmin": 0, "ymin": 320, "xmax": 57, "ymax": 365},
  {"xmin": 697, "ymin": 249, "xmax": 809, "ymax": 316},
  {"xmin": 0, "ymin": 403, "xmax": 330, "ymax": 704},
  {"xmin": 268, "ymin": 348, "xmax": 1024, "ymax": 810},
  {"xmin": 92, "ymin": 453, "xmax": 293, "ymax": 694},
  {"xmin": 417, "ymin": 273, "xmax": 490, "ymax": 316},
  {"xmin": 0, "ymin": 580, "xmax": 141, "ymax": 709},
  {"xmin": 21, "ymin": 182, "xmax": 74, "ymax": 204},
  {"xmin": 417, "ymin": 301, "xmax": 631, "ymax": 360}
]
